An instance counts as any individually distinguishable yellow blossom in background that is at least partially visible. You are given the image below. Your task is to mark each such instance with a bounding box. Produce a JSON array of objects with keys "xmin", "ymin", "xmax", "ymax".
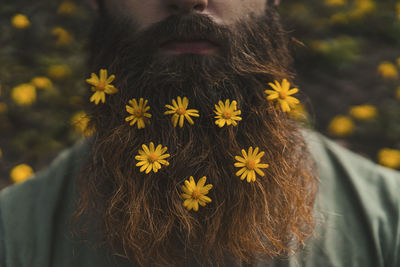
[
  {"xmin": 70, "ymin": 111, "xmax": 94, "ymax": 136},
  {"xmin": 378, "ymin": 62, "xmax": 398, "ymax": 79},
  {"xmin": 0, "ymin": 148, "xmax": 2, "ymax": 160},
  {"xmin": 10, "ymin": 164, "xmax": 34, "ymax": 183},
  {"xmin": 349, "ymin": 104, "xmax": 377, "ymax": 120},
  {"xmin": 265, "ymin": 79, "xmax": 300, "ymax": 112},
  {"xmin": 329, "ymin": 13, "xmax": 348, "ymax": 24},
  {"xmin": 11, "ymin": 14, "xmax": 30, "ymax": 29},
  {"xmin": 31, "ymin": 76, "xmax": 53, "ymax": 89},
  {"xmin": 328, "ymin": 115, "xmax": 354, "ymax": 137},
  {"xmin": 397, "ymin": 57, "xmax": 400, "ymax": 67},
  {"xmin": 396, "ymin": 86, "xmax": 400, "ymax": 100},
  {"xmin": 234, "ymin": 146, "xmax": 269, "ymax": 183},
  {"xmin": 324, "ymin": 0, "xmax": 346, "ymax": 7},
  {"xmin": 57, "ymin": 1, "xmax": 78, "ymax": 15},
  {"xmin": 378, "ymin": 148, "xmax": 400, "ymax": 169},
  {"xmin": 349, "ymin": 0, "xmax": 375, "ymax": 19},
  {"xmin": 11, "ymin": 83, "xmax": 36, "ymax": 106},
  {"xmin": 396, "ymin": 2, "xmax": 400, "ymax": 20},
  {"xmin": 311, "ymin": 40, "xmax": 330, "ymax": 53},
  {"xmin": 51, "ymin": 27, "xmax": 74, "ymax": 46},
  {"xmin": 164, "ymin": 96, "xmax": 200, "ymax": 128},
  {"xmin": 214, "ymin": 99, "xmax": 242, "ymax": 127},
  {"xmin": 47, "ymin": 65, "xmax": 71, "ymax": 80},
  {"xmin": 289, "ymin": 103, "xmax": 308, "ymax": 121},
  {"xmin": 0, "ymin": 102, "xmax": 7, "ymax": 114},
  {"xmin": 135, "ymin": 142, "xmax": 170, "ymax": 174},
  {"xmin": 125, "ymin": 98, "xmax": 152, "ymax": 129},
  {"xmin": 86, "ymin": 69, "xmax": 118, "ymax": 104},
  {"xmin": 181, "ymin": 176, "xmax": 213, "ymax": 211}
]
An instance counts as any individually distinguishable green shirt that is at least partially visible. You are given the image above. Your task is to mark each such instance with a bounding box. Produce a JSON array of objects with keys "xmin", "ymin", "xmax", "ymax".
[{"xmin": 1, "ymin": 131, "xmax": 400, "ymax": 267}]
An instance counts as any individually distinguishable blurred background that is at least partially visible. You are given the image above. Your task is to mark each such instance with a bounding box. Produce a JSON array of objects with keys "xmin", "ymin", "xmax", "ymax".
[{"xmin": 0, "ymin": 0, "xmax": 399, "ymax": 188}]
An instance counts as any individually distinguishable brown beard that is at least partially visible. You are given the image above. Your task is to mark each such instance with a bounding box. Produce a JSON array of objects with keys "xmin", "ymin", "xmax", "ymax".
[{"xmin": 73, "ymin": 8, "xmax": 318, "ymax": 267}]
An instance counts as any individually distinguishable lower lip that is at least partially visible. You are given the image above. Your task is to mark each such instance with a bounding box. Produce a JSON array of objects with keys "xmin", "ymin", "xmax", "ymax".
[{"xmin": 161, "ymin": 41, "xmax": 217, "ymax": 55}]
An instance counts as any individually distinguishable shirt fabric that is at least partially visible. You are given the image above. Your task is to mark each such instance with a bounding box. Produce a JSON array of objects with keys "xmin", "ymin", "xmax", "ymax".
[{"xmin": 0, "ymin": 131, "xmax": 399, "ymax": 267}]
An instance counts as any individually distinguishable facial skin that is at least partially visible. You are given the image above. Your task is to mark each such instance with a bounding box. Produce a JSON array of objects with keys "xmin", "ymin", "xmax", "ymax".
[{"xmin": 104, "ymin": 0, "xmax": 268, "ymax": 29}]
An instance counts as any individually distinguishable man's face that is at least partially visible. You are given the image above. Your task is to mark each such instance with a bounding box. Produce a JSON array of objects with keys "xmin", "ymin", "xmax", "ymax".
[
  {"xmin": 105, "ymin": 0, "xmax": 267, "ymax": 28},
  {"xmin": 103, "ymin": 0, "xmax": 267, "ymax": 55}
]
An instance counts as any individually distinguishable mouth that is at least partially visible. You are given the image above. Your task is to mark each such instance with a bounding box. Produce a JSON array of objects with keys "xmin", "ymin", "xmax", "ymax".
[{"xmin": 159, "ymin": 39, "xmax": 218, "ymax": 55}]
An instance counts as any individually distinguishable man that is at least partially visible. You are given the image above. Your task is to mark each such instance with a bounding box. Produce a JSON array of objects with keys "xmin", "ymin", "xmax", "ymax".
[{"xmin": 1, "ymin": 0, "xmax": 399, "ymax": 266}]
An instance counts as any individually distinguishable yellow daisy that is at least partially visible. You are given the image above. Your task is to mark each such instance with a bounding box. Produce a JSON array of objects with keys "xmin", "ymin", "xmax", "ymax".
[
  {"xmin": 125, "ymin": 98, "xmax": 152, "ymax": 129},
  {"xmin": 234, "ymin": 147, "xmax": 269, "ymax": 183},
  {"xmin": 214, "ymin": 99, "xmax": 242, "ymax": 127},
  {"xmin": 135, "ymin": 142, "xmax": 170, "ymax": 174},
  {"xmin": 181, "ymin": 176, "xmax": 213, "ymax": 211},
  {"xmin": 164, "ymin": 96, "xmax": 199, "ymax": 128},
  {"xmin": 265, "ymin": 79, "xmax": 300, "ymax": 112},
  {"xmin": 86, "ymin": 69, "xmax": 118, "ymax": 105}
]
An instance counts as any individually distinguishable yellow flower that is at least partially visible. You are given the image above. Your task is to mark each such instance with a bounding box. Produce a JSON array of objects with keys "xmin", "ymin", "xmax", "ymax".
[
  {"xmin": 328, "ymin": 115, "xmax": 354, "ymax": 137},
  {"xmin": 70, "ymin": 111, "xmax": 94, "ymax": 136},
  {"xmin": 125, "ymin": 98, "xmax": 152, "ymax": 129},
  {"xmin": 11, "ymin": 83, "xmax": 36, "ymax": 106},
  {"xmin": 31, "ymin": 76, "xmax": 52, "ymax": 89},
  {"xmin": 47, "ymin": 65, "xmax": 71, "ymax": 80},
  {"xmin": 0, "ymin": 148, "xmax": 2, "ymax": 160},
  {"xmin": 57, "ymin": 1, "xmax": 78, "ymax": 15},
  {"xmin": 181, "ymin": 176, "xmax": 213, "ymax": 211},
  {"xmin": 265, "ymin": 79, "xmax": 300, "ymax": 112},
  {"xmin": 349, "ymin": 104, "xmax": 377, "ymax": 120},
  {"xmin": 11, "ymin": 14, "xmax": 30, "ymax": 29},
  {"xmin": 86, "ymin": 69, "xmax": 118, "ymax": 105},
  {"xmin": 378, "ymin": 148, "xmax": 400, "ymax": 169},
  {"xmin": 378, "ymin": 61, "xmax": 398, "ymax": 79},
  {"xmin": 397, "ymin": 2, "xmax": 400, "ymax": 20},
  {"xmin": 311, "ymin": 40, "xmax": 330, "ymax": 53},
  {"xmin": 0, "ymin": 102, "xmax": 7, "ymax": 114},
  {"xmin": 329, "ymin": 13, "xmax": 348, "ymax": 24},
  {"xmin": 213, "ymin": 99, "xmax": 242, "ymax": 127},
  {"xmin": 51, "ymin": 27, "xmax": 74, "ymax": 46},
  {"xmin": 349, "ymin": 0, "xmax": 375, "ymax": 19},
  {"xmin": 289, "ymin": 103, "xmax": 308, "ymax": 121},
  {"xmin": 234, "ymin": 147, "xmax": 269, "ymax": 183},
  {"xmin": 324, "ymin": 0, "xmax": 346, "ymax": 6},
  {"xmin": 10, "ymin": 164, "xmax": 34, "ymax": 183},
  {"xmin": 135, "ymin": 142, "xmax": 170, "ymax": 174},
  {"xmin": 164, "ymin": 96, "xmax": 199, "ymax": 128}
]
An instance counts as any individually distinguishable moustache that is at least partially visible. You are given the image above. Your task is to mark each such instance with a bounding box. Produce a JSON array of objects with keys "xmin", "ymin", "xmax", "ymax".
[{"xmin": 121, "ymin": 14, "xmax": 233, "ymax": 55}]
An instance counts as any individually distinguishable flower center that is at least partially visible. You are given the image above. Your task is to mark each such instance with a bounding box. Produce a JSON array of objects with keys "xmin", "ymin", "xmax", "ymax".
[
  {"xmin": 222, "ymin": 111, "xmax": 232, "ymax": 119},
  {"xmin": 148, "ymin": 154, "xmax": 158, "ymax": 163},
  {"xmin": 246, "ymin": 160, "xmax": 257, "ymax": 170},
  {"xmin": 133, "ymin": 109, "xmax": 144, "ymax": 118},
  {"xmin": 97, "ymin": 82, "xmax": 106, "ymax": 91},
  {"xmin": 177, "ymin": 107, "xmax": 186, "ymax": 115},
  {"xmin": 279, "ymin": 91, "xmax": 287, "ymax": 99},
  {"xmin": 192, "ymin": 189, "xmax": 202, "ymax": 199}
]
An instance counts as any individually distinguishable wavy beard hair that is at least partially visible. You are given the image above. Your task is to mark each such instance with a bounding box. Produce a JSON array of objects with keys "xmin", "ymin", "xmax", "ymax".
[{"xmin": 73, "ymin": 6, "xmax": 318, "ymax": 267}]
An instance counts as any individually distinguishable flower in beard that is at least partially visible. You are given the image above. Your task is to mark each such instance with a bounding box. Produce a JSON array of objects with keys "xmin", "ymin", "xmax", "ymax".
[
  {"xmin": 265, "ymin": 79, "xmax": 299, "ymax": 112},
  {"xmin": 214, "ymin": 99, "xmax": 242, "ymax": 127},
  {"xmin": 234, "ymin": 147, "xmax": 269, "ymax": 183},
  {"xmin": 125, "ymin": 98, "xmax": 152, "ymax": 129},
  {"xmin": 164, "ymin": 96, "xmax": 199, "ymax": 128},
  {"xmin": 135, "ymin": 142, "xmax": 170, "ymax": 174},
  {"xmin": 181, "ymin": 176, "xmax": 213, "ymax": 211},
  {"xmin": 86, "ymin": 69, "xmax": 118, "ymax": 104}
]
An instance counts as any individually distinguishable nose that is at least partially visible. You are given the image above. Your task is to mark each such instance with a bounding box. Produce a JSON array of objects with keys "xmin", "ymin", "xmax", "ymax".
[{"xmin": 167, "ymin": 0, "xmax": 209, "ymax": 14}]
